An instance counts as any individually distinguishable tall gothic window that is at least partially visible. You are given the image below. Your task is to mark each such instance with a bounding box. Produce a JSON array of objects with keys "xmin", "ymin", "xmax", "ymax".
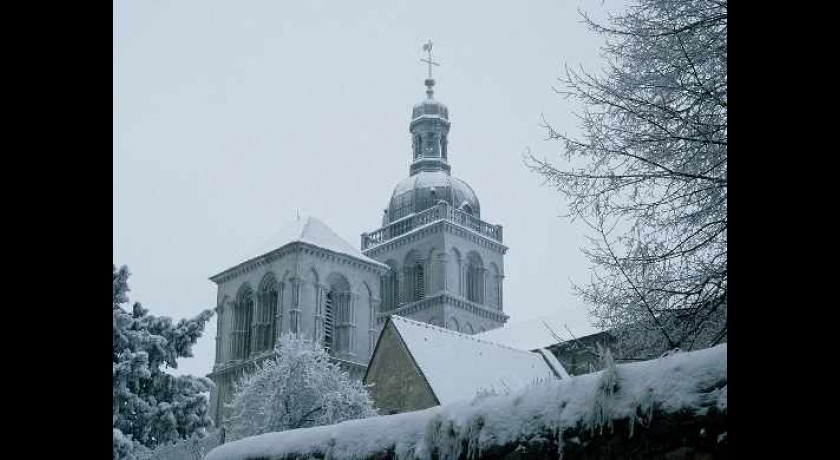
[
  {"xmin": 466, "ymin": 252, "xmax": 485, "ymax": 305},
  {"xmin": 382, "ymin": 262, "xmax": 399, "ymax": 311},
  {"xmin": 441, "ymin": 134, "xmax": 447, "ymax": 159},
  {"xmin": 324, "ymin": 291, "xmax": 335, "ymax": 353},
  {"xmin": 255, "ymin": 276, "xmax": 279, "ymax": 353},
  {"xmin": 403, "ymin": 252, "xmax": 424, "ymax": 303},
  {"xmin": 412, "ymin": 263, "xmax": 425, "ymax": 302},
  {"xmin": 231, "ymin": 286, "xmax": 254, "ymax": 360},
  {"xmin": 323, "ymin": 273, "xmax": 352, "ymax": 356}
]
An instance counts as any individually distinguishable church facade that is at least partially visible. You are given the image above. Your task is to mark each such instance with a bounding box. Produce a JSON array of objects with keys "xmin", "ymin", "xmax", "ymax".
[{"xmin": 207, "ymin": 68, "xmax": 508, "ymax": 427}]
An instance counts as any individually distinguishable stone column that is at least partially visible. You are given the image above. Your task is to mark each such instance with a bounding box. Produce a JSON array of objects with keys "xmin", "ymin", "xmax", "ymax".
[
  {"xmin": 437, "ymin": 252, "xmax": 449, "ymax": 294},
  {"xmin": 498, "ymin": 275, "xmax": 505, "ymax": 311},
  {"xmin": 460, "ymin": 262, "xmax": 467, "ymax": 298},
  {"xmin": 398, "ymin": 267, "xmax": 408, "ymax": 306},
  {"xmin": 313, "ymin": 283, "xmax": 328, "ymax": 344},
  {"xmin": 480, "ymin": 267, "xmax": 488, "ymax": 305},
  {"xmin": 215, "ymin": 302, "xmax": 225, "ymax": 364},
  {"xmin": 347, "ymin": 292, "xmax": 358, "ymax": 358},
  {"xmin": 422, "ymin": 257, "xmax": 431, "ymax": 298},
  {"xmin": 228, "ymin": 300, "xmax": 238, "ymax": 360},
  {"xmin": 368, "ymin": 296, "xmax": 381, "ymax": 359},
  {"xmin": 275, "ymin": 282, "xmax": 285, "ymax": 340},
  {"xmin": 251, "ymin": 292, "xmax": 262, "ymax": 353},
  {"xmin": 289, "ymin": 277, "xmax": 303, "ymax": 335}
]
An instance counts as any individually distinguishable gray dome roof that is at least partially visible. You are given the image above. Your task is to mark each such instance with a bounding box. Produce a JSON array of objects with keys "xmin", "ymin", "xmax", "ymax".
[
  {"xmin": 387, "ymin": 170, "xmax": 480, "ymax": 224},
  {"xmin": 412, "ymin": 97, "xmax": 449, "ymax": 121}
]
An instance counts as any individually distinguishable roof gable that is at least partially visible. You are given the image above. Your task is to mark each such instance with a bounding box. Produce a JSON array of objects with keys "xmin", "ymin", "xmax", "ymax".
[
  {"xmin": 251, "ymin": 216, "xmax": 384, "ymax": 266},
  {"xmin": 363, "ymin": 320, "xmax": 439, "ymax": 414},
  {"xmin": 390, "ymin": 315, "xmax": 559, "ymax": 404},
  {"xmin": 214, "ymin": 216, "xmax": 388, "ymax": 278}
]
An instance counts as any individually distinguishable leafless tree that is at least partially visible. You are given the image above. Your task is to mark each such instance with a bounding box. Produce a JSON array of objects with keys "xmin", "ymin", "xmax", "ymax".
[{"xmin": 528, "ymin": 0, "xmax": 726, "ymax": 360}]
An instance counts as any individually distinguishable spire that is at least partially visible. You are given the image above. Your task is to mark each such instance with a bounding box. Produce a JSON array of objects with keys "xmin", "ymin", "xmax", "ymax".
[
  {"xmin": 420, "ymin": 39, "xmax": 439, "ymax": 99},
  {"xmin": 409, "ymin": 40, "xmax": 451, "ymax": 175}
]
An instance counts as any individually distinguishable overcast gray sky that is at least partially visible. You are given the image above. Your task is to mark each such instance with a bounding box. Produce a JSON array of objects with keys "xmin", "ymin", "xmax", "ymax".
[{"xmin": 113, "ymin": 0, "xmax": 626, "ymax": 377}]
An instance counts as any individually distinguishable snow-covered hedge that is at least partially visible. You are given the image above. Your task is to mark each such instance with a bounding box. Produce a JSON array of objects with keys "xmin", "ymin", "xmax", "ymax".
[
  {"xmin": 205, "ymin": 344, "xmax": 727, "ymax": 460},
  {"xmin": 149, "ymin": 430, "xmax": 221, "ymax": 460}
]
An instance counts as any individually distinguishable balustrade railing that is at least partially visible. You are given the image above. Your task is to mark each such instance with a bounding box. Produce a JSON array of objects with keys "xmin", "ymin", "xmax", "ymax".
[{"xmin": 362, "ymin": 202, "xmax": 503, "ymax": 250}]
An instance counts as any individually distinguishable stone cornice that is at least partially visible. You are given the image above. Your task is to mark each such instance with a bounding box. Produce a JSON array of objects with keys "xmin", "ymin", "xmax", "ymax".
[
  {"xmin": 377, "ymin": 293, "xmax": 509, "ymax": 324},
  {"xmin": 208, "ymin": 351, "xmax": 275, "ymax": 377},
  {"xmin": 210, "ymin": 242, "xmax": 388, "ymax": 285},
  {"xmin": 208, "ymin": 349, "xmax": 367, "ymax": 379},
  {"xmin": 363, "ymin": 220, "xmax": 507, "ymax": 258}
]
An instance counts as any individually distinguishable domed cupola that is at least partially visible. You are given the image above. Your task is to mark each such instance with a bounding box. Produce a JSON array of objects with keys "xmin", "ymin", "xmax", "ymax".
[
  {"xmin": 409, "ymin": 76, "xmax": 451, "ymax": 176},
  {"xmin": 383, "ymin": 45, "xmax": 481, "ymax": 226},
  {"xmin": 387, "ymin": 172, "xmax": 481, "ymax": 224}
]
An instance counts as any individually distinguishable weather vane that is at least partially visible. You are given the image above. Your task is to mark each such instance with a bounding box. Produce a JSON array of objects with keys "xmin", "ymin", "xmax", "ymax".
[
  {"xmin": 421, "ymin": 39, "xmax": 439, "ymax": 80},
  {"xmin": 420, "ymin": 39, "xmax": 440, "ymax": 97}
]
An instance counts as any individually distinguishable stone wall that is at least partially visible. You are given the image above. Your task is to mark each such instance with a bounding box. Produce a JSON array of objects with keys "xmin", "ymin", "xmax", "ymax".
[
  {"xmin": 219, "ymin": 408, "xmax": 726, "ymax": 460},
  {"xmin": 430, "ymin": 409, "xmax": 727, "ymax": 460},
  {"xmin": 363, "ymin": 324, "xmax": 438, "ymax": 415},
  {"xmin": 205, "ymin": 344, "xmax": 727, "ymax": 460}
]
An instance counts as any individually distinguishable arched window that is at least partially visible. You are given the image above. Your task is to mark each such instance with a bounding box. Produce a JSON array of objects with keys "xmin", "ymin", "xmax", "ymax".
[
  {"xmin": 412, "ymin": 263, "xmax": 424, "ymax": 301},
  {"xmin": 382, "ymin": 260, "xmax": 399, "ymax": 311},
  {"xmin": 466, "ymin": 252, "xmax": 484, "ymax": 304},
  {"xmin": 404, "ymin": 252, "xmax": 424, "ymax": 303},
  {"xmin": 256, "ymin": 274, "xmax": 279, "ymax": 353},
  {"xmin": 324, "ymin": 273, "xmax": 352, "ymax": 356},
  {"xmin": 324, "ymin": 291, "xmax": 335, "ymax": 353},
  {"xmin": 441, "ymin": 135, "xmax": 447, "ymax": 159},
  {"xmin": 231, "ymin": 285, "xmax": 254, "ymax": 360}
]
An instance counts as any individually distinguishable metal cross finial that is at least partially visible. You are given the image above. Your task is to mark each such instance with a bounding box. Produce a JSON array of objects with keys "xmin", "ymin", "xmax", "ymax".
[{"xmin": 420, "ymin": 39, "xmax": 440, "ymax": 80}]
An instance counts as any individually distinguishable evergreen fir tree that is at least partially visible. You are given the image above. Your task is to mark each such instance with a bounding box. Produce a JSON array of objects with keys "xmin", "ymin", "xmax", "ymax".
[{"xmin": 113, "ymin": 264, "xmax": 214, "ymax": 460}]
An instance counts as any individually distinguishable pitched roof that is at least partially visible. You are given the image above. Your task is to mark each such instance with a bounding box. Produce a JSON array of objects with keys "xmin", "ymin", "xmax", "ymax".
[
  {"xmin": 214, "ymin": 216, "xmax": 388, "ymax": 278},
  {"xmin": 390, "ymin": 315, "xmax": 562, "ymax": 405},
  {"xmin": 474, "ymin": 314, "xmax": 600, "ymax": 351}
]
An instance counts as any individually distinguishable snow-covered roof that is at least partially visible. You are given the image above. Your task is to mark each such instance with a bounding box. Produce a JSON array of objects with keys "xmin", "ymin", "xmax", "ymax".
[
  {"xmin": 204, "ymin": 344, "xmax": 728, "ymax": 460},
  {"xmin": 215, "ymin": 216, "xmax": 388, "ymax": 277},
  {"xmin": 390, "ymin": 315, "xmax": 561, "ymax": 404},
  {"xmin": 475, "ymin": 314, "xmax": 601, "ymax": 351}
]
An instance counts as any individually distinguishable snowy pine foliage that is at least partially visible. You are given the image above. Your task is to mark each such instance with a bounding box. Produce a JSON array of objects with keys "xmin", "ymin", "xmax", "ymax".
[
  {"xmin": 113, "ymin": 265, "xmax": 214, "ymax": 460},
  {"xmin": 227, "ymin": 334, "xmax": 377, "ymax": 441}
]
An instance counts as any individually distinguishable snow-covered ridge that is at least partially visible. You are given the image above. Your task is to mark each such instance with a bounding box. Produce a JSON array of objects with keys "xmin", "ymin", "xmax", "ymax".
[
  {"xmin": 390, "ymin": 315, "xmax": 564, "ymax": 404},
  {"xmin": 205, "ymin": 344, "xmax": 727, "ymax": 460},
  {"xmin": 212, "ymin": 216, "xmax": 388, "ymax": 279},
  {"xmin": 391, "ymin": 315, "xmax": 542, "ymax": 354}
]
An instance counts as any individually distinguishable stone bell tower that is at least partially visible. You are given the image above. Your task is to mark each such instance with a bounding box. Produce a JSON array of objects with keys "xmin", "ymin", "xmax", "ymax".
[{"xmin": 361, "ymin": 41, "xmax": 508, "ymax": 334}]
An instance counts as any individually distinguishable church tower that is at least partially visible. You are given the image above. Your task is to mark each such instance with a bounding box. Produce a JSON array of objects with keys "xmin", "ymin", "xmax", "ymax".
[{"xmin": 361, "ymin": 42, "xmax": 508, "ymax": 334}]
